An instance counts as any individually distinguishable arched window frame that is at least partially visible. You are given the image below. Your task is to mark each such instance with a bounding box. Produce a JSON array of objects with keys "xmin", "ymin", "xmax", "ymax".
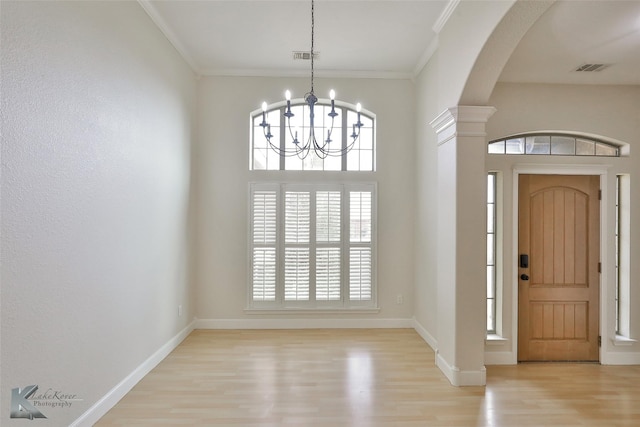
[
  {"xmin": 488, "ymin": 133, "xmax": 622, "ymax": 157},
  {"xmin": 250, "ymin": 100, "xmax": 376, "ymax": 171}
]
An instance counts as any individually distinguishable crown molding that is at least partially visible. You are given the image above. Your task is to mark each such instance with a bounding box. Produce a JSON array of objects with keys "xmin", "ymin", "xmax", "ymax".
[
  {"xmin": 199, "ymin": 68, "xmax": 413, "ymax": 80},
  {"xmin": 138, "ymin": 0, "xmax": 201, "ymax": 74},
  {"xmin": 412, "ymin": 0, "xmax": 461, "ymax": 79},
  {"xmin": 432, "ymin": 0, "xmax": 461, "ymax": 34},
  {"xmin": 413, "ymin": 36, "xmax": 439, "ymax": 79}
]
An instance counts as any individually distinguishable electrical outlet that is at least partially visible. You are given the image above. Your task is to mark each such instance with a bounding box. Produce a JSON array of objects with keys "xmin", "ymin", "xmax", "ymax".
[
  {"xmin": 178, "ymin": 305, "xmax": 183, "ymax": 317},
  {"xmin": 396, "ymin": 294, "xmax": 403, "ymax": 305}
]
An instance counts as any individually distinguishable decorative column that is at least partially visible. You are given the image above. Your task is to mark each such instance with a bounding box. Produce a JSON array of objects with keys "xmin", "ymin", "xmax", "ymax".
[{"xmin": 430, "ymin": 106, "xmax": 496, "ymax": 386}]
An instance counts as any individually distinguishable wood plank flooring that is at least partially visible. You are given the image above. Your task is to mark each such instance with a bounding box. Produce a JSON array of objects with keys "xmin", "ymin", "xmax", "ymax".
[{"xmin": 96, "ymin": 329, "xmax": 640, "ymax": 426}]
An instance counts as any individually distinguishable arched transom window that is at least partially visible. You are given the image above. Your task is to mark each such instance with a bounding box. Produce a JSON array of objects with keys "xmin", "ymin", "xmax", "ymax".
[{"xmin": 488, "ymin": 134, "xmax": 620, "ymax": 157}]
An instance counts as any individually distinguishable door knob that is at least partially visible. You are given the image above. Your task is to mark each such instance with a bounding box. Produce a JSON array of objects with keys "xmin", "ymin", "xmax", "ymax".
[{"xmin": 520, "ymin": 274, "xmax": 529, "ymax": 281}]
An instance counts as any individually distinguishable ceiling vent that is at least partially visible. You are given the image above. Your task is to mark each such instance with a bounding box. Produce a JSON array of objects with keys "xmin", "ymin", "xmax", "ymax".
[
  {"xmin": 292, "ymin": 51, "xmax": 319, "ymax": 60},
  {"xmin": 574, "ymin": 63, "xmax": 611, "ymax": 72}
]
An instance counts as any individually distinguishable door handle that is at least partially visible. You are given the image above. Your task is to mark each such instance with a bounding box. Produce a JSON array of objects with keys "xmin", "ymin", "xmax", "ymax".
[{"xmin": 520, "ymin": 274, "xmax": 529, "ymax": 281}]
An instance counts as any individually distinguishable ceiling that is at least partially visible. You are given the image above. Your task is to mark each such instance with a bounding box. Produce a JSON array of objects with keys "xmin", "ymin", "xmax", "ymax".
[
  {"xmin": 142, "ymin": 0, "xmax": 640, "ymax": 85},
  {"xmin": 499, "ymin": 0, "xmax": 640, "ymax": 85}
]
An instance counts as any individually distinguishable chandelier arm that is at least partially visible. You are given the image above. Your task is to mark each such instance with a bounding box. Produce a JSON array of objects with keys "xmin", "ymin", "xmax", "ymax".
[
  {"xmin": 296, "ymin": 140, "xmax": 311, "ymax": 160},
  {"xmin": 317, "ymin": 115, "xmax": 342, "ymax": 153},
  {"xmin": 263, "ymin": 127, "xmax": 315, "ymax": 158},
  {"xmin": 318, "ymin": 129, "xmax": 360, "ymax": 157},
  {"xmin": 285, "ymin": 116, "xmax": 299, "ymax": 145},
  {"xmin": 310, "ymin": 129, "xmax": 331, "ymax": 160},
  {"xmin": 325, "ymin": 113, "xmax": 336, "ymax": 144},
  {"xmin": 302, "ymin": 131, "xmax": 318, "ymax": 160}
]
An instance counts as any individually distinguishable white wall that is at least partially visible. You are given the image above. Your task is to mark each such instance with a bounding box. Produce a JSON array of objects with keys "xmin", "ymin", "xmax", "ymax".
[
  {"xmin": 436, "ymin": 1, "xmax": 514, "ymax": 110},
  {"xmin": 1, "ymin": 2, "xmax": 196, "ymax": 425},
  {"xmin": 487, "ymin": 83, "xmax": 640, "ymax": 145},
  {"xmin": 413, "ymin": 55, "xmax": 440, "ymax": 344},
  {"xmin": 485, "ymin": 82, "xmax": 640, "ymax": 363},
  {"xmin": 412, "ymin": 1, "xmax": 517, "ymax": 362},
  {"xmin": 194, "ymin": 76, "xmax": 416, "ymax": 325}
]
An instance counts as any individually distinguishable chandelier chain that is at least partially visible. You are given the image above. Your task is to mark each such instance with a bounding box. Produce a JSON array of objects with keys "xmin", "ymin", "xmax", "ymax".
[{"xmin": 310, "ymin": 0, "xmax": 314, "ymax": 94}]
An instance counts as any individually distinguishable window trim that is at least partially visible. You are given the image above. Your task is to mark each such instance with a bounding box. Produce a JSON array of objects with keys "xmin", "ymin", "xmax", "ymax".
[
  {"xmin": 615, "ymin": 174, "xmax": 621, "ymax": 334},
  {"xmin": 247, "ymin": 181, "xmax": 378, "ymax": 311},
  {"xmin": 615, "ymin": 174, "xmax": 631, "ymax": 338},
  {"xmin": 487, "ymin": 172, "xmax": 498, "ymax": 334}
]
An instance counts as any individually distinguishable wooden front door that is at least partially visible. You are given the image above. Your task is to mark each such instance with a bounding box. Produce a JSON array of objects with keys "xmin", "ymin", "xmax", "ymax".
[{"xmin": 518, "ymin": 175, "xmax": 600, "ymax": 362}]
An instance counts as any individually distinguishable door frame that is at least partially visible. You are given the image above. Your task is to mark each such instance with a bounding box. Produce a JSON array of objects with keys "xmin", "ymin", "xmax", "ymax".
[{"xmin": 511, "ymin": 164, "xmax": 610, "ymax": 363}]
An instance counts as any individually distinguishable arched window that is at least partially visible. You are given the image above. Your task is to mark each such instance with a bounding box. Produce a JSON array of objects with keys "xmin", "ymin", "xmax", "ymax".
[
  {"xmin": 248, "ymin": 101, "xmax": 378, "ymax": 311},
  {"xmin": 488, "ymin": 133, "xmax": 620, "ymax": 156},
  {"xmin": 250, "ymin": 101, "xmax": 375, "ymax": 171}
]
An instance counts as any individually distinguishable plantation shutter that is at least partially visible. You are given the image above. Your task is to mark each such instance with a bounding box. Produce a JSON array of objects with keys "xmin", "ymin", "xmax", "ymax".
[
  {"xmin": 249, "ymin": 183, "xmax": 375, "ymax": 308},
  {"xmin": 284, "ymin": 191, "xmax": 310, "ymax": 301},
  {"xmin": 316, "ymin": 191, "xmax": 341, "ymax": 242},
  {"xmin": 251, "ymin": 190, "xmax": 277, "ymax": 301},
  {"xmin": 349, "ymin": 191, "xmax": 373, "ymax": 301},
  {"xmin": 316, "ymin": 191, "xmax": 341, "ymax": 301}
]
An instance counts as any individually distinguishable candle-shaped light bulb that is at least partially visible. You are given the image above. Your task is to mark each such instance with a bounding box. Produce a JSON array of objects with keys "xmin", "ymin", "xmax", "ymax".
[
  {"xmin": 356, "ymin": 103, "xmax": 362, "ymax": 112},
  {"xmin": 260, "ymin": 101, "xmax": 268, "ymax": 127},
  {"xmin": 328, "ymin": 89, "xmax": 337, "ymax": 118},
  {"xmin": 283, "ymin": 90, "xmax": 294, "ymax": 118}
]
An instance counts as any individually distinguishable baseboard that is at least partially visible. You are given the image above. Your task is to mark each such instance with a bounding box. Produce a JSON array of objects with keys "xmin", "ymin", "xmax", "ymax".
[
  {"xmin": 70, "ymin": 319, "xmax": 196, "ymax": 427},
  {"xmin": 601, "ymin": 351, "xmax": 640, "ymax": 365},
  {"xmin": 485, "ymin": 351, "xmax": 516, "ymax": 365},
  {"xmin": 196, "ymin": 317, "xmax": 413, "ymax": 329},
  {"xmin": 436, "ymin": 352, "xmax": 486, "ymax": 386},
  {"xmin": 412, "ymin": 317, "xmax": 437, "ymax": 351}
]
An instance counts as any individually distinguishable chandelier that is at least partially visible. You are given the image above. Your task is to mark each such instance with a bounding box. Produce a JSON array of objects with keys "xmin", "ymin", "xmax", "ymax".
[{"xmin": 259, "ymin": 0, "xmax": 363, "ymax": 159}]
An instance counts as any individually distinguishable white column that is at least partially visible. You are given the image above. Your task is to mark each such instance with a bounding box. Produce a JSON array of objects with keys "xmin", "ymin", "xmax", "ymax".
[{"xmin": 430, "ymin": 106, "xmax": 496, "ymax": 386}]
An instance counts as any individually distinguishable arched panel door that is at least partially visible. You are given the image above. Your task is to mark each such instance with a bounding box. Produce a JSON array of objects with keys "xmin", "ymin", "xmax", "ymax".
[{"xmin": 518, "ymin": 175, "xmax": 600, "ymax": 362}]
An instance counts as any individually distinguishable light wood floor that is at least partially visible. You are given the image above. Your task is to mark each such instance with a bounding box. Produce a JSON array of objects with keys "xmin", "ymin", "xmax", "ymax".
[{"xmin": 96, "ymin": 329, "xmax": 640, "ymax": 426}]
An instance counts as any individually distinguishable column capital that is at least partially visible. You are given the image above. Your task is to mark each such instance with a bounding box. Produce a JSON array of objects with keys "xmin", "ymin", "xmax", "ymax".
[
  {"xmin": 430, "ymin": 105, "xmax": 497, "ymax": 132},
  {"xmin": 430, "ymin": 105, "xmax": 497, "ymax": 145}
]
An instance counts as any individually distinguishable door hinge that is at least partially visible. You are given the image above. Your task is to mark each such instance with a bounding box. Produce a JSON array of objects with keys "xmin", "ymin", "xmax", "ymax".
[
  {"xmin": 598, "ymin": 262, "xmax": 602, "ymax": 273},
  {"xmin": 599, "ymin": 189, "xmax": 602, "ymax": 200},
  {"xmin": 598, "ymin": 335, "xmax": 602, "ymax": 347}
]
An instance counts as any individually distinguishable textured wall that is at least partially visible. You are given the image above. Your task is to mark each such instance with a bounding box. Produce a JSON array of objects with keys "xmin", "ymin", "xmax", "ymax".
[{"xmin": 1, "ymin": 2, "xmax": 196, "ymax": 425}]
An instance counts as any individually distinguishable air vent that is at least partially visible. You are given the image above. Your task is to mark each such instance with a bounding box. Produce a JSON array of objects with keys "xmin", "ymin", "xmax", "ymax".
[
  {"xmin": 574, "ymin": 63, "xmax": 611, "ymax": 72},
  {"xmin": 292, "ymin": 51, "xmax": 319, "ymax": 60}
]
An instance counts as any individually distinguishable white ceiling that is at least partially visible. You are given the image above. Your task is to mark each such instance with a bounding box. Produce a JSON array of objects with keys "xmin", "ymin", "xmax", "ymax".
[
  {"xmin": 142, "ymin": 0, "xmax": 640, "ymax": 85},
  {"xmin": 142, "ymin": 0, "xmax": 449, "ymax": 78},
  {"xmin": 499, "ymin": 0, "xmax": 640, "ymax": 85}
]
